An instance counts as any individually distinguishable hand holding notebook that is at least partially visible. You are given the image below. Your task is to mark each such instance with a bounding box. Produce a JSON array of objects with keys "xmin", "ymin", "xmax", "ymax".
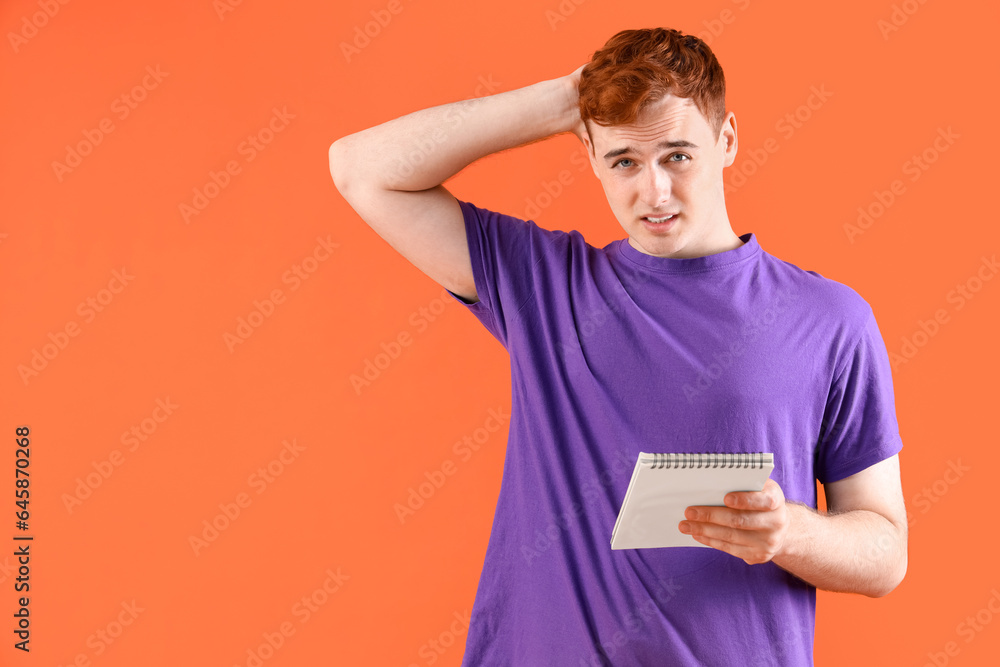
[{"xmin": 611, "ymin": 452, "xmax": 775, "ymax": 550}]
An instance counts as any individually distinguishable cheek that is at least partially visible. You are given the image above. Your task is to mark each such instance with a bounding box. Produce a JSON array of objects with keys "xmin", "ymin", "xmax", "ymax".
[
  {"xmin": 608, "ymin": 185, "xmax": 636, "ymax": 212},
  {"xmin": 605, "ymin": 175, "xmax": 633, "ymax": 195},
  {"xmin": 676, "ymin": 171, "xmax": 708, "ymax": 199},
  {"xmin": 599, "ymin": 176, "xmax": 626, "ymax": 201}
]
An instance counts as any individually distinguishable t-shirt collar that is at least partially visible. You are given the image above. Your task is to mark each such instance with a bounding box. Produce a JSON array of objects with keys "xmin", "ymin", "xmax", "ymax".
[{"xmin": 616, "ymin": 232, "xmax": 760, "ymax": 273}]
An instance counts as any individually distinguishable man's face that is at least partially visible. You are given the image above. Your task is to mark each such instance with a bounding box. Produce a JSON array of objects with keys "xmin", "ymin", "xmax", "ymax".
[{"xmin": 582, "ymin": 94, "xmax": 738, "ymax": 259}]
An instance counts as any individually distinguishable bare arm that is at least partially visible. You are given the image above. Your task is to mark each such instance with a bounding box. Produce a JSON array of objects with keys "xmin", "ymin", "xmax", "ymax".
[
  {"xmin": 681, "ymin": 455, "xmax": 908, "ymax": 597},
  {"xmin": 328, "ymin": 66, "xmax": 588, "ymax": 303},
  {"xmin": 771, "ymin": 455, "xmax": 908, "ymax": 597}
]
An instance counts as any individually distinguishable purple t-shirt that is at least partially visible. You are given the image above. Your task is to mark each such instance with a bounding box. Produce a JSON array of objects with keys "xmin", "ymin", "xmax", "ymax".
[{"xmin": 446, "ymin": 199, "xmax": 903, "ymax": 666}]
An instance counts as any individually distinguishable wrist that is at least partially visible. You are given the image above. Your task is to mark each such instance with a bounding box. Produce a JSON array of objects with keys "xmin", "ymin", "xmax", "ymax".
[
  {"xmin": 547, "ymin": 74, "xmax": 583, "ymax": 136},
  {"xmin": 772, "ymin": 502, "xmax": 813, "ymax": 567}
]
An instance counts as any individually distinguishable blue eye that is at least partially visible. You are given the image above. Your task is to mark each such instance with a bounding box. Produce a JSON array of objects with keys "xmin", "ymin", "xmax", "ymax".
[{"xmin": 611, "ymin": 154, "xmax": 690, "ymax": 169}]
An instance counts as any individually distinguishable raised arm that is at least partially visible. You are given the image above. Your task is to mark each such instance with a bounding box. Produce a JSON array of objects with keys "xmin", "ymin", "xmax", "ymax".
[{"xmin": 328, "ymin": 66, "xmax": 589, "ymax": 303}]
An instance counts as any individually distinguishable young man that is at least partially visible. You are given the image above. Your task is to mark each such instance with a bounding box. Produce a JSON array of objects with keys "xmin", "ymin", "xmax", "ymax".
[{"xmin": 330, "ymin": 27, "xmax": 906, "ymax": 666}]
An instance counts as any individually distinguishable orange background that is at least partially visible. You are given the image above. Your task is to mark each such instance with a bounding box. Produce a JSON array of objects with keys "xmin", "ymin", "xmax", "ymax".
[{"xmin": 2, "ymin": 0, "xmax": 997, "ymax": 665}]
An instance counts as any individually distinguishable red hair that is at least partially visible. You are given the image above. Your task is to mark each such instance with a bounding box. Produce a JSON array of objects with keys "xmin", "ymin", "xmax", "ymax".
[{"xmin": 579, "ymin": 28, "xmax": 727, "ymax": 138}]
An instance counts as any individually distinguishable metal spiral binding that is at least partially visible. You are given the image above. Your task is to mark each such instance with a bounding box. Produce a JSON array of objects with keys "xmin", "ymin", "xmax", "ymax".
[{"xmin": 648, "ymin": 452, "xmax": 772, "ymax": 469}]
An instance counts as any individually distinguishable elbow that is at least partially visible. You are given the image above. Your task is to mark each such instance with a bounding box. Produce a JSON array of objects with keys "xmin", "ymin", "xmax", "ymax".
[
  {"xmin": 329, "ymin": 138, "xmax": 366, "ymax": 196},
  {"xmin": 867, "ymin": 532, "xmax": 908, "ymax": 598},
  {"xmin": 328, "ymin": 140, "xmax": 350, "ymax": 193},
  {"xmin": 884, "ymin": 548, "xmax": 908, "ymax": 597},
  {"xmin": 867, "ymin": 561, "xmax": 906, "ymax": 598},
  {"xmin": 330, "ymin": 137, "xmax": 377, "ymax": 197}
]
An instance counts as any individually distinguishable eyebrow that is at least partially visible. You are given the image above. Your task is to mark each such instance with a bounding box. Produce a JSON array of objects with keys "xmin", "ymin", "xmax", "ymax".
[{"xmin": 603, "ymin": 140, "xmax": 699, "ymax": 161}]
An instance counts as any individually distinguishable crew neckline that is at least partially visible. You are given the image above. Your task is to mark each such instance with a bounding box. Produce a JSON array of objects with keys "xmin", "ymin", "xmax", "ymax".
[{"xmin": 616, "ymin": 232, "xmax": 760, "ymax": 273}]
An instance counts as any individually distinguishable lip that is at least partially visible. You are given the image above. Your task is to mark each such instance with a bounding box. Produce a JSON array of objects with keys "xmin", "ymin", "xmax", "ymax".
[{"xmin": 640, "ymin": 213, "xmax": 679, "ymax": 232}]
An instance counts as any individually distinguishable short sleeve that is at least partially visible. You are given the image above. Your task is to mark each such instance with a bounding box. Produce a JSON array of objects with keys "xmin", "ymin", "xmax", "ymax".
[
  {"xmin": 445, "ymin": 199, "xmax": 564, "ymax": 348},
  {"xmin": 814, "ymin": 309, "xmax": 903, "ymax": 483}
]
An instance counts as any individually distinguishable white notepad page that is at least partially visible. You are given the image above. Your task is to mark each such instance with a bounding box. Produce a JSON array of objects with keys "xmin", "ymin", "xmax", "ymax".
[{"xmin": 611, "ymin": 452, "xmax": 775, "ymax": 550}]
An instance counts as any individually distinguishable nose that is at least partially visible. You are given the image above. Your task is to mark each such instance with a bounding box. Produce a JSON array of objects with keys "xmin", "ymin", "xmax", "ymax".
[{"xmin": 639, "ymin": 163, "xmax": 672, "ymax": 208}]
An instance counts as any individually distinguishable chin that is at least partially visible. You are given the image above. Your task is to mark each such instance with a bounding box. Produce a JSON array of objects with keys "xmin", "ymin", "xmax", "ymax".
[
  {"xmin": 631, "ymin": 225, "xmax": 688, "ymax": 253},
  {"xmin": 631, "ymin": 235, "xmax": 686, "ymax": 258}
]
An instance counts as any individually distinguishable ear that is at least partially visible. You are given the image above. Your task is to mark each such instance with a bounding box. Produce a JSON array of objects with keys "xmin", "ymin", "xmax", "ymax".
[
  {"xmin": 720, "ymin": 111, "xmax": 738, "ymax": 168},
  {"xmin": 582, "ymin": 123, "xmax": 600, "ymax": 179}
]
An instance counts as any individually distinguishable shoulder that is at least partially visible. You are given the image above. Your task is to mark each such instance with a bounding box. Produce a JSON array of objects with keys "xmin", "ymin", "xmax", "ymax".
[
  {"xmin": 458, "ymin": 198, "xmax": 602, "ymax": 259},
  {"xmin": 760, "ymin": 249, "xmax": 874, "ymax": 327},
  {"xmin": 756, "ymin": 248, "xmax": 879, "ymax": 379}
]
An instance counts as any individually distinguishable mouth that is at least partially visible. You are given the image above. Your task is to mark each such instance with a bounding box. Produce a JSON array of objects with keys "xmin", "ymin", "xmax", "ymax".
[
  {"xmin": 642, "ymin": 214, "xmax": 679, "ymax": 224},
  {"xmin": 640, "ymin": 213, "xmax": 679, "ymax": 231}
]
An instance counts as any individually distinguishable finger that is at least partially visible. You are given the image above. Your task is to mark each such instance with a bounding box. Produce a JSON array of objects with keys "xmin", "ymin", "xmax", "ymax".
[
  {"xmin": 687, "ymin": 531, "xmax": 774, "ymax": 565},
  {"xmin": 679, "ymin": 520, "xmax": 754, "ymax": 550},
  {"xmin": 685, "ymin": 506, "xmax": 771, "ymax": 531},
  {"xmin": 722, "ymin": 490, "xmax": 779, "ymax": 511},
  {"xmin": 684, "ymin": 529, "xmax": 739, "ymax": 553},
  {"xmin": 680, "ymin": 521, "xmax": 776, "ymax": 564}
]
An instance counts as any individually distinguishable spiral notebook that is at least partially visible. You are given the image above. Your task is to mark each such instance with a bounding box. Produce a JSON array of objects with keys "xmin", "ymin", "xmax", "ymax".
[{"xmin": 611, "ymin": 452, "xmax": 775, "ymax": 550}]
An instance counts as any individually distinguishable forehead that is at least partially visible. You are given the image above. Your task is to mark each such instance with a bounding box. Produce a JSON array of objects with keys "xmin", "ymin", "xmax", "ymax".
[{"xmin": 591, "ymin": 95, "xmax": 709, "ymax": 155}]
